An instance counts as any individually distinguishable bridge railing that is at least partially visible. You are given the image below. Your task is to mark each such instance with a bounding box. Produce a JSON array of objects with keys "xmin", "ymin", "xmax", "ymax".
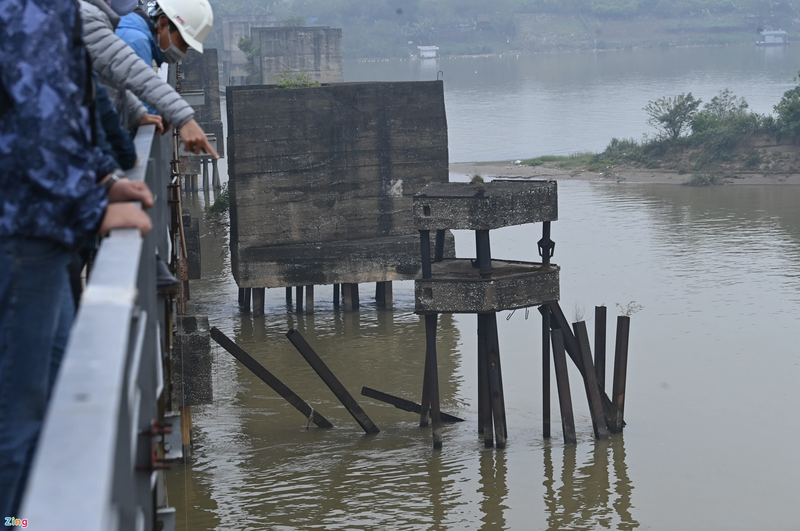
[{"xmin": 20, "ymin": 69, "xmax": 176, "ymax": 531}]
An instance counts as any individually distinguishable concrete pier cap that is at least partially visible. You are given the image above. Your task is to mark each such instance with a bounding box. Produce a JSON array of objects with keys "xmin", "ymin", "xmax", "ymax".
[{"xmin": 413, "ymin": 180, "xmax": 560, "ymax": 314}]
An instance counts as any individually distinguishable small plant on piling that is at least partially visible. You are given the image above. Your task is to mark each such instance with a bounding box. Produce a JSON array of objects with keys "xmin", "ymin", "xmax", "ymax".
[{"xmin": 616, "ymin": 301, "xmax": 643, "ymax": 317}]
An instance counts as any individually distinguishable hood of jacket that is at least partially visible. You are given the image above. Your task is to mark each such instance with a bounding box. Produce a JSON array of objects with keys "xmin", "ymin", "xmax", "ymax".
[{"xmin": 81, "ymin": 0, "xmax": 120, "ymax": 29}]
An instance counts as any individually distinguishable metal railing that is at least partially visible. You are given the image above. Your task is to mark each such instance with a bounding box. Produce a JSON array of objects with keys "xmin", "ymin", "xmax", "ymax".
[{"xmin": 20, "ymin": 69, "xmax": 175, "ymax": 531}]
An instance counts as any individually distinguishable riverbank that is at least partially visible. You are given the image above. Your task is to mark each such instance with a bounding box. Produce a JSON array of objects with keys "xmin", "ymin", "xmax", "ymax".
[{"xmin": 450, "ymin": 160, "xmax": 800, "ymax": 185}]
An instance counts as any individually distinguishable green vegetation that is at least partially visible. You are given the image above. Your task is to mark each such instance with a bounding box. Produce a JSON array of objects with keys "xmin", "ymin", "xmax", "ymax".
[
  {"xmin": 237, "ymin": 35, "xmax": 260, "ymax": 84},
  {"xmin": 521, "ymin": 152, "xmax": 595, "ymax": 168},
  {"xmin": 275, "ymin": 70, "xmax": 321, "ymax": 88},
  {"xmin": 644, "ymin": 93, "xmax": 702, "ymax": 140},
  {"xmin": 206, "ymin": 183, "xmax": 230, "ymax": 218},
  {"xmin": 525, "ymin": 76, "xmax": 800, "ymax": 185}
]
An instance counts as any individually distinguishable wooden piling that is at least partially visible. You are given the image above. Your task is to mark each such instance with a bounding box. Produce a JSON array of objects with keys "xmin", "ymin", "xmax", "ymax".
[
  {"xmin": 551, "ymin": 329, "xmax": 576, "ymax": 444},
  {"xmin": 383, "ymin": 281, "xmax": 392, "ymax": 309},
  {"xmin": 361, "ymin": 386, "xmax": 464, "ymax": 422},
  {"xmin": 434, "ymin": 229, "xmax": 446, "ymax": 262},
  {"xmin": 477, "ymin": 313, "xmax": 491, "ymax": 441},
  {"xmin": 211, "ymin": 158, "xmax": 220, "ymax": 188},
  {"xmin": 295, "ymin": 285, "xmax": 303, "ymax": 313},
  {"xmin": 610, "ymin": 315, "xmax": 631, "ymax": 433},
  {"xmin": 202, "ymin": 159, "xmax": 209, "ymax": 190},
  {"xmin": 543, "ymin": 302, "xmax": 616, "ymax": 425},
  {"xmin": 210, "ymin": 327, "xmax": 333, "ymax": 428},
  {"xmin": 243, "ymin": 288, "xmax": 251, "ymax": 314},
  {"xmin": 286, "ymin": 329, "xmax": 380, "ymax": 434},
  {"xmin": 180, "ymin": 405, "xmax": 192, "ymax": 458},
  {"xmin": 238, "ymin": 287, "xmax": 244, "ymax": 307},
  {"xmin": 486, "ymin": 313, "xmax": 506, "ymax": 448},
  {"xmin": 542, "ymin": 303, "xmax": 551, "ymax": 439},
  {"xmin": 342, "ymin": 283, "xmax": 353, "ymax": 312},
  {"xmin": 333, "ymin": 284, "xmax": 340, "ymax": 309},
  {"xmin": 285, "ymin": 286, "xmax": 292, "ymax": 306},
  {"xmin": 252, "ymin": 288, "xmax": 265, "ymax": 317},
  {"xmin": 595, "ymin": 306, "xmax": 607, "ymax": 389},
  {"xmin": 573, "ymin": 321, "xmax": 609, "ymax": 440},
  {"xmin": 305, "ymin": 285, "xmax": 314, "ymax": 314},
  {"xmin": 423, "ymin": 313, "xmax": 443, "ymax": 448}
]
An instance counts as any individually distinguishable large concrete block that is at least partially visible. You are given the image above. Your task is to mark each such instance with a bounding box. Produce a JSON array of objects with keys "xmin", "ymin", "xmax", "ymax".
[
  {"xmin": 172, "ymin": 315, "xmax": 213, "ymax": 406},
  {"xmin": 227, "ymin": 81, "xmax": 450, "ymax": 288},
  {"xmin": 254, "ymin": 27, "xmax": 343, "ymax": 85},
  {"xmin": 414, "ymin": 180, "xmax": 558, "ymax": 230}
]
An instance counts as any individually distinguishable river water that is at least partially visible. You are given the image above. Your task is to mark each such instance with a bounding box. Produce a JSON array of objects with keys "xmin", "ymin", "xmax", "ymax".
[{"xmin": 169, "ymin": 45, "xmax": 800, "ymax": 530}]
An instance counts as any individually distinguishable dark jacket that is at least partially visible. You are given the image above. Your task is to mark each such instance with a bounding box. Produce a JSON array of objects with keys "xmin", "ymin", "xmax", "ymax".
[{"xmin": 0, "ymin": 0, "xmax": 111, "ymax": 248}]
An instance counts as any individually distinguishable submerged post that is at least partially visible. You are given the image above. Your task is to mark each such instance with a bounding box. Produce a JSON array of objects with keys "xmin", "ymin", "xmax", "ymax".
[
  {"xmin": 286, "ymin": 329, "xmax": 380, "ymax": 434},
  {"xmin": 551, "ymin": 329, "xmax": 576, "ymax": 444},
  {"xmin": 542, "ymin": 303, "xmax": 551, "ymax": 439},
  {"xmin": 595, "ymin": 305, "xmax": 607, "ymax": 389},
  {"xmin": 305, "ymin": 285, "xmax": 314, "ymax": 314},
  {"xmin": 610, "ymin": 315, "xmax": 631, "ymax": 433},
  {"xmin": 573, "ymin": 321, "xmax": 609, "ymax": 440},
  {"xmin": 210, "ymin": 328, "xmax": 333, "ymax": 428},
  {"xmin": 252, "ymin": 288, "xmax": 265, "ymax": 317}
]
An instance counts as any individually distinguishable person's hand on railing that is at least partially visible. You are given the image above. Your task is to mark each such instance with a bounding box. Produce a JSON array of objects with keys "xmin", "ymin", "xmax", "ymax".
[
  {"xmin": 139, "ymin": 113, "xmax": 165, "ymax": 135},
  {"xmin": 106, "ymin": 178, "xmax": 155, "ymax": 209},
  {"xmin": 99, "ymin": 203, "xmax": 152, "ymax": 236},
  {"xmin": 179, "ymin": 118, "xmax": 219, "ymax": 158}
]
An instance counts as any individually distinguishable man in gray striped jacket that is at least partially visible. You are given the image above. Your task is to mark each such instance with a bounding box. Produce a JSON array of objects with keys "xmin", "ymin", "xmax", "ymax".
[{"xmin": 79, "ymin": 0, "xmax": 218, "ymax": 158}]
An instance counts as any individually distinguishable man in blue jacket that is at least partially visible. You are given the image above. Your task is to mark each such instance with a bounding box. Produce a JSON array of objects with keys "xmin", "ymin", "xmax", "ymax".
[{"xmin": 0, "ymin": 0, "xmax": 154, "ymax": 514}]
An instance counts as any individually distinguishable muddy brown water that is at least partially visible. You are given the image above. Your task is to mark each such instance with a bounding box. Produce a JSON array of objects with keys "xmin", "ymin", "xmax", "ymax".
[
  {"xmin": 169, "ymin": 48, "xmax": 800, "ymax": 530},
  {"xmin": 170, "ymin": 180, "xmax": 800, "ymax": 530}
]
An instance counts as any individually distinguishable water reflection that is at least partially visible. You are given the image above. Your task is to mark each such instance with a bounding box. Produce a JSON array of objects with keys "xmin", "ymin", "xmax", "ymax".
[
  {"xmin": 478, "ymin": 450, "xmax": 509, "ymax": 530},
  {"xmin": 543, "ymin": 440, "xmax": 638, "ymax": 531}
]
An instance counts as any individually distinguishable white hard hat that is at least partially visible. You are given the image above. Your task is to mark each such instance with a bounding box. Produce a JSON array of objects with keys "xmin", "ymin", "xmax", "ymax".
[{"xmin": 154, "ymin": 0, "xmax": 213, "ymax": 53}]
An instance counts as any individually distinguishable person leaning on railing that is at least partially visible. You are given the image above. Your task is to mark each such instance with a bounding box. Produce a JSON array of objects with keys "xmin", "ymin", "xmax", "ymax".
[
  {"xmin": 0, "ymin": 0, "xmax": 155, "ymax": 516},
  {"xmin": 80, "ymin": 0, "xmax": 218, "ymax": 158}
]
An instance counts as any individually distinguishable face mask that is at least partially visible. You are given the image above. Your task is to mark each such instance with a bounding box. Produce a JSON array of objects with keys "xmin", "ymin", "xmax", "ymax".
[{"xmin": 159, "ymin": 29, "xmax": 186, "ymax": 63}]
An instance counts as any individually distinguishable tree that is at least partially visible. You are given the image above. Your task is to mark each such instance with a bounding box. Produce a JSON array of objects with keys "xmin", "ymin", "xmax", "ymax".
[
  {"xmin": 644, "ymin": 93, "xmax": 702, "ymax": 140},
  {"xmin": 774, "ymin": 72, "xmax": 800, "ymax": 138}
]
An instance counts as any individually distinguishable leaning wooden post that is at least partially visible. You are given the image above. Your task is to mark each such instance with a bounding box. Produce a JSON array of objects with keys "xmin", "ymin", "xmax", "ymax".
[
  {"xmin": 573, "ymin": 321, "xmax": 609, "ymax": 440},
  {"xmin": 551, "ymin": 329, "xmax": 576, "ymax": 444},
  {"xmin": 210, "ymin": 327, "xmax": 333, "ymax": 428},
  {"xmin": 486, "ymin": 313, "xmax": 507, "ymax": 448},
  {"xmin": 286, "ymin": 329, "xmax": 379, "ymax": 434},
  {"xmin": 252, "ymin": 288, "xmax": 265, "ymax": 317},
  {"xmin": 610, "ymin": 315, "xmax": 631, "ymax": 433},
  {"xmin": 542, "ymin": 303, "xmax": 551, "ymax": 439},
  {"xmin": 595, "ymin": 305, "xmax": 607, "ymax": 389}
]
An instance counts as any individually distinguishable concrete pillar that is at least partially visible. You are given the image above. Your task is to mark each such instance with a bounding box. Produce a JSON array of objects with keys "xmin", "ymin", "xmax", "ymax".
[
  {"xmin": 305, "ymin": 285, "xmax": 314, "ymax": 314},
  {"xmin": 252, "ymin": 287, "xmax": 265, "ymax": 316},
  {"xmin": 202, "ymin": 159, "xmax": 209, "ymax": 190},
  {"xmin": 212, "ymin": 158, "xmax": 221, "ymax": 189},
  {"xmin": 295, "ymin": 285, "xmax": 304, "ymax": 313}
]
